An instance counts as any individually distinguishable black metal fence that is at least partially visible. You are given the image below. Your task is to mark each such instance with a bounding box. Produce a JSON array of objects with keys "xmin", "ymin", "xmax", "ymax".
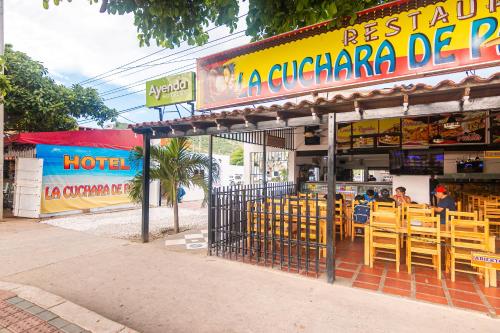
[{"xmin": 209, "ymin": 182, "xmax": 328, "ymax": 276}]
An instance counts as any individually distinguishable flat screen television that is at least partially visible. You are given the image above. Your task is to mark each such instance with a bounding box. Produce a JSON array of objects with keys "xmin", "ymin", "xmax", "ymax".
[{"xmin": 389, "ymin": 150, "xmax": 444, "ymax": 175}]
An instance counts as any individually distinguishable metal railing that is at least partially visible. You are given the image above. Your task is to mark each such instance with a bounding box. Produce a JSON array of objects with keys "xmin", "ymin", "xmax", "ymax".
[{"xmin": 209, "ymin": 182, "xmax": 327, "ymax": 276}]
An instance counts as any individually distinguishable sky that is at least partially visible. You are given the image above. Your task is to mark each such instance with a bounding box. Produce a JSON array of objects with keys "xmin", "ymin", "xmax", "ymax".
[
  {"xmin": 5, "ymin": 1, "xmax": 500, "ymax": 129},
  {"xmin": 5, "ymin": 0, "xmax": 251, "ymax": 127}
]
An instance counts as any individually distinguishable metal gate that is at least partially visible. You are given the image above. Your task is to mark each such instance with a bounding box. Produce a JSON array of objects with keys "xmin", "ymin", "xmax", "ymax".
[
  {"xmin": 12, "ymin": 158, "xmax": 43, "ymax": 218},
  {"xmin": 209, "ymin": 182, "xmax": 327, "ymax": 276}
]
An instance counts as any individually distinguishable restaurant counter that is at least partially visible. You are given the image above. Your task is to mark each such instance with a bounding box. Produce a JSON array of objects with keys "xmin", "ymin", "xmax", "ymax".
[{"xmin": 300, "ymin": 181, "xmax": 393, "ymax": 201}]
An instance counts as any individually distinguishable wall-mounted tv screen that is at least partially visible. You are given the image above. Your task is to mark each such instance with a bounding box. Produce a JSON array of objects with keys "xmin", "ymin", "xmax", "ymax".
[{"xmin": 389, "ymin": 150, "xmax": 444, "ymax": 175}]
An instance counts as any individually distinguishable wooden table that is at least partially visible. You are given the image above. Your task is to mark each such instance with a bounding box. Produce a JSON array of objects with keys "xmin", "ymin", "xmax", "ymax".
[{"xmin": 363, "ymin": 225, "xmax": 497, "ymax": 287}]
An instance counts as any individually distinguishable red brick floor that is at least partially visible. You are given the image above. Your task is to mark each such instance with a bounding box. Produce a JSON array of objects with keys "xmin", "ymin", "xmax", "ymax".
[
  {"xmin": 335, "ymin": 239, "xmax": 500, "ymax": 316},
  {"xmin": 0, "ymin": 290, "xmax": 89, "ymax": 333}
]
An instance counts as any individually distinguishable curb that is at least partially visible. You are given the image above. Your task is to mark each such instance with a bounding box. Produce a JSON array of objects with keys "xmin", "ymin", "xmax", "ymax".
[{"xmin": 0, "ymin": 281, "xmax": 138, "ymax": 333}]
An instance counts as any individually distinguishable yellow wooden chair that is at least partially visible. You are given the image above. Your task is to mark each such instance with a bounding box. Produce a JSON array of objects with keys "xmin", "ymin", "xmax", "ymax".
[
  {"xmin": 484, "ymin": 201, "xmax": 500, "ymax": 238},
  {"xmin": 335, "ymin": 199, "xmax": 344, "ymax": 240},
  {"xmin": 445, "ymin": 211, "xmax": 478, "ymax": 233},
  {"xmin": 446, "ymin": 218, "xmax": 490, "ymax": 285},
  {"xmin": 370, "ymin": 209, "xmax": 401, "ymax": 272},
  {"xmin": 373, "ymin": 201, "xmax": 396, "ymax": 212},
  {"xmin": 407, "ymin": 216, "xmax": 441, "ymax": 279}
]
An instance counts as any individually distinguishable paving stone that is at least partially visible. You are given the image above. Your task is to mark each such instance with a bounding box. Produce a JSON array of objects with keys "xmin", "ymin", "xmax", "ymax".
[
  {"xmin": 14, "ymin": 286, "xmax": 64, "ymax": 309},
  {"xmin": 6, "ymin": 297, "xmax": 23, "ymax": 305},
  {"xmin": 0, "ymin": 304, "xmax": 22, "ymax": 318},
  {"xmin": 26, "ymin": 305, "xmax": 46, "ymax": 315},
  {"xmin": 0, "ymin": 301, "xmax": 10, "ymax": 310},
  {"xmin": 24, "ymin": 322, "xmax": 60, "ymax": 333},
  {"xmin": 35, "ymin": 311, "xmax": 58, "ymax": 322},
  {"xmin": 48, "ymin": 317, "xmax": 71, "ymax": 329},
  {"xmin": 0, "ymin": 290, "xmax": 17, "ymax": 301},
  {"xmin": 15, "ymin": 300, "xmax": 36, "ymax": 310},
  {"xmin": 7, "ymin": 316, "xmax": 45, "ymax": 333},
  {"xmin": 61, "ymin": 323, "xmax": 85, "ymax": 333},
  {"xmin": 0, "ymin": 310, "xmax": 31, "ymax": 327}
]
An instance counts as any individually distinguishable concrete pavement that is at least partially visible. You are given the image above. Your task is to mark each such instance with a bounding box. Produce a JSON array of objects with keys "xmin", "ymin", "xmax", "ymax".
[{"xmin": 1, "ymin": 219, "xmax": 498, "ymax": 333}]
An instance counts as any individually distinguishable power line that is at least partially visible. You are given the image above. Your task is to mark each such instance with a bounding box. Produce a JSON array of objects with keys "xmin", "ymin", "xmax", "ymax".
[
  {"xmin": 77, "ymin": 104, "xmax": 145, "ymax": 125},
  {"xmin": 79, "ymin": 12, "xmax": 248, "ymax": 86},
  {"xmin": 89, "ymin": 30, "xmax": 246, "ymax": 91}
]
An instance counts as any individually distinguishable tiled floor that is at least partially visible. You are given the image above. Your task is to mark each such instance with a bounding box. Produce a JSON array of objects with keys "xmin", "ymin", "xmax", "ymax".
[{"xmin": 335, "ymin": 239, "xmax": 500, "ymax": 316}]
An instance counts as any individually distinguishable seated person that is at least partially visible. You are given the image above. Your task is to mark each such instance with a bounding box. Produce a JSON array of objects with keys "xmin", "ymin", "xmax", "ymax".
[
  {"xmin": 432, "ymin": 185, "xmax": 456, "ymax": 225},
  {"xmin": 376, "ymin": 188, "xmax": 395, "ymax": 203},
  {"xmin": 393, "ymin": 186, "xmax": 411, "ymax": 206},
  {"xmin": 363, "ymin": 189, "xmax": 376, "ymax": 202},
  {"xmin": 353, "ymin": 194, "xmax": 371, "ymax": 225}
]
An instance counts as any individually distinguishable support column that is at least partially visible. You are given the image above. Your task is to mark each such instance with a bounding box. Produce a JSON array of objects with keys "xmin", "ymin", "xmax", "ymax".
[
  {"xmin": 326, "ymin": 113, "xmax": 337, "ymax": 283},
  {"xmin": 141, "ymin": 130, "xmax": 151, "ymax": 243},
  {"xmin": 207, "ymin": 135, "xmax": 214, "ymax": 255}
]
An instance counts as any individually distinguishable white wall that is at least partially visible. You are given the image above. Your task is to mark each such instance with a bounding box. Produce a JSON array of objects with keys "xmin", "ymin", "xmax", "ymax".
[
  {"xmin": 183, "ymin": 153, "xmax": 243, "ymax": 202},
  {"xmin": 392, "ymin": 175, "xmax": 431, "ymax": 205}
]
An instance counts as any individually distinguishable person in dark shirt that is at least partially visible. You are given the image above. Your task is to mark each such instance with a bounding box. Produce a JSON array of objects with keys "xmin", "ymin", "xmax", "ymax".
[
  {"xmin": 364, "ymin": 189, "xmax": 376, "ymax": 202},
  {"xmin": 432, "ymin": 185, "xmax": 456, "ymax": 225},
  {"xmin": 376, "ymin": 188, "xmax": 395, "ymax": 203}
]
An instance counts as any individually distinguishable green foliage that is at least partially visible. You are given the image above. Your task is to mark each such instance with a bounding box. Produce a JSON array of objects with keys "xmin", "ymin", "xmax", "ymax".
[
  {"xmin": 128, "ymin": 138, "xmax": 220, "ymax": 233},
  {"xmin": 44, "ymin": 0, "xmax": 389, "ymax": 47},
  {"xmin": 4, "ymin": 45, "xmax": 117, "ymax": 132},
  {"xmin": 0, "ymin": 56, "xmax": 11, "ymax": 99},
  {"xmin": 189, "ymin": 136, "xmax": 243, "ymax": 156},
  {"xmin": 230, "ymin": 146, "xmax": 244, "ymax": 166}
]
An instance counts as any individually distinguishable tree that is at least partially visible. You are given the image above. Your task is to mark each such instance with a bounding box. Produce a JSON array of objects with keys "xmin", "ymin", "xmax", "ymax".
[
  {"xmin": 129, "ymin": 137, "xmax": 220, "ymax": 233},
  {"xmin": 45, "ymin": 0, "xmax": 389, "ymax": 47},
  {"xmin": 4, "ymin": 45, "xmax": 117, "ymax": 132},
  {"xmin": 230, "ymin": 146, "xmax": 244, "ymax": 166}
]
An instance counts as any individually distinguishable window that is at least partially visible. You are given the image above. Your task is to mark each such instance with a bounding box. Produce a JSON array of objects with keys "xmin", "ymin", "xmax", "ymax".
[{"xmin": 250, "ymin": 151, "xmax": 288, "ymax": 184}]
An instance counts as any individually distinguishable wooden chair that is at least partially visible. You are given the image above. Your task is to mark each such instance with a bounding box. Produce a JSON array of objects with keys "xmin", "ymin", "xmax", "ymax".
[
  {"xmin": 483, "ymin": 201, "xmax": 500, "ymax": 237},
  {"xmin": 402, "ymin": 203, "xmax": 427, "ymax": 224},
  {"xmin": 351, "ymin": 200, "xmax": 372, "ymax": 241},
  {"xmin": 446, "ymin": 218, "xmax": 490, "ymax": 285},
  {"xmin": 370, "ymin": 209, "xmax": 401, "ymax": 272},
  {"xmin": 407, "ymin": 216, "xmax": 441, "ymax": 279},
  {"xmin": 373, "ymin": 201, "xmax": 396, "ymax": 212},
  {"xmin": 406, "ymin": 207, "xmax": 434, "ymax": 226},
  {"xmin": 445, "ymin": 211, "xmax": 478, "ymax": 232},
  {"xmin": 335, "ymin": 199, "xmax": 344, "ymax": 240}
]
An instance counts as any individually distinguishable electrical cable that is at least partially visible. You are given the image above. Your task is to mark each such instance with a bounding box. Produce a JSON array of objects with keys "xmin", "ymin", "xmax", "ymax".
[{"xmin": 78, "ymin": 12, "xmax": 248, "ymax": 85}]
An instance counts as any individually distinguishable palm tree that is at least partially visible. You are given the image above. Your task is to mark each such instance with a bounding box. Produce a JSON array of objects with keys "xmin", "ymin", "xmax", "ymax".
[{"xmin": 129, "ymin": 137, "xmax": 220, "ymax": 234}]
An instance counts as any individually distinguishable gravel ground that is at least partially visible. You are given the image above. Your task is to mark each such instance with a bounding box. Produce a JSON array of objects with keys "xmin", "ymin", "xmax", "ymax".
[{"xmin": 42, "ymin": 201, "xmax": 208, "ymax": 239}]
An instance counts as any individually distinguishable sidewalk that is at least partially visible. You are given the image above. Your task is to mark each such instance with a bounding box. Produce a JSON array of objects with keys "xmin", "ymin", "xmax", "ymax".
[
  {"xmin": 1, "ymin": 220, "xmax": 498, "ymax": 333},
  {"xmin": 0, "ymin": 283, "xmax": 137, "ymax": 333}
]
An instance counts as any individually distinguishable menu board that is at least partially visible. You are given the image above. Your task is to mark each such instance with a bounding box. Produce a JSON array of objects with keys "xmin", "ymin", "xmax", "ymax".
[
  {"xmin": 337, "ymin": 123, "xmax": 351, "ymax": 149},
  {"xmin": 378, "ymin": 118, "xmax": 401, "ymax": 147},
  {"xmin": 352, "ymin": 120, "xmax": 377, "ymax": 148},
  {"xmin": 429, "ymin": 111, "xmax": 487, "ymax": 145},
  {"xmin": 402, "ymin": 117, "xmax": 429, "ymax": 146},
  {"xmin": 491, "ymin": 112, "xmax": 500, "ymax": 144}
]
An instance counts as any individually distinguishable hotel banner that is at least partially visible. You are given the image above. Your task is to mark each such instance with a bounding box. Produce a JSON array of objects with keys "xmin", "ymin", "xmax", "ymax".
[
  {"xmin": 197, "ymin": 0, "xmax": 500, "ymax": 110},
  {"xmin": 37, "ymin": 144, "xmax": 141, "ymax": 214}
]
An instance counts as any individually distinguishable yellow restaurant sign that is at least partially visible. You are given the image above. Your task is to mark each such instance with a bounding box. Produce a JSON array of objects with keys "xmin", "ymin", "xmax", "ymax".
[
  {"xmin": 471, "ymin": 252, "xmax": 500, "ymax": 270},
  {"xmin": 197, "ymin": 0, "xmax": 500, "ymax": 110}
]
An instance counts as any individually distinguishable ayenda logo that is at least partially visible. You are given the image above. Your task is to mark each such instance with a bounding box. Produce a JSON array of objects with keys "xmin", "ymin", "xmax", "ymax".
[{"xmin": 149, "ymin": 79, "xmax": 189, "ymax": 100}]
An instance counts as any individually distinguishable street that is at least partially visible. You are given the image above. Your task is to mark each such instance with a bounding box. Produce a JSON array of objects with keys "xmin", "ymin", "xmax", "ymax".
[{"xmin": 1, "ymin": 219, "xmax": 497, "ymax": 333}]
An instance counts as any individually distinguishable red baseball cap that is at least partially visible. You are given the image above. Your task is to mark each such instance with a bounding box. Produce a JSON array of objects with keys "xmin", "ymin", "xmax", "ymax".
[{"xmin": 434, "ymin": 185, "xmax": 447, "ymax": 193}]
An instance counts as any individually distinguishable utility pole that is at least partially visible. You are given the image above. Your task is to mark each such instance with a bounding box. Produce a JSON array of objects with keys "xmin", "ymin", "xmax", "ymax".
[{"xmin": 0, "ymin": 0, "xmax": 5, "ymax": 220}]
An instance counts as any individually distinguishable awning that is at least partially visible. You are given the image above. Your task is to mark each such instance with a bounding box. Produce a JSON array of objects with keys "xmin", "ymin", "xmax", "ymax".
[
  {"xmin": 5, "ymin": 129, "xmax": 142, "ymax": 150},
  {"xmin": 130, "ymin": 73, "xmax": 500, "ymax": 138}
]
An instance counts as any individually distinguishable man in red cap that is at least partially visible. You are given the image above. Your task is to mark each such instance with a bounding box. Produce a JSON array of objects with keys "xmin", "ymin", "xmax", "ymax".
[{"xmin": 432, "ymin": 185, "xmax": 456, "ymax": 225}]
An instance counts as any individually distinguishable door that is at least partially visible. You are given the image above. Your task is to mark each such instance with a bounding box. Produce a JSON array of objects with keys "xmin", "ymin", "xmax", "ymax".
[{"xmin": 13, "ymin": 158, "xmax": 43, "ymax": 218}]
